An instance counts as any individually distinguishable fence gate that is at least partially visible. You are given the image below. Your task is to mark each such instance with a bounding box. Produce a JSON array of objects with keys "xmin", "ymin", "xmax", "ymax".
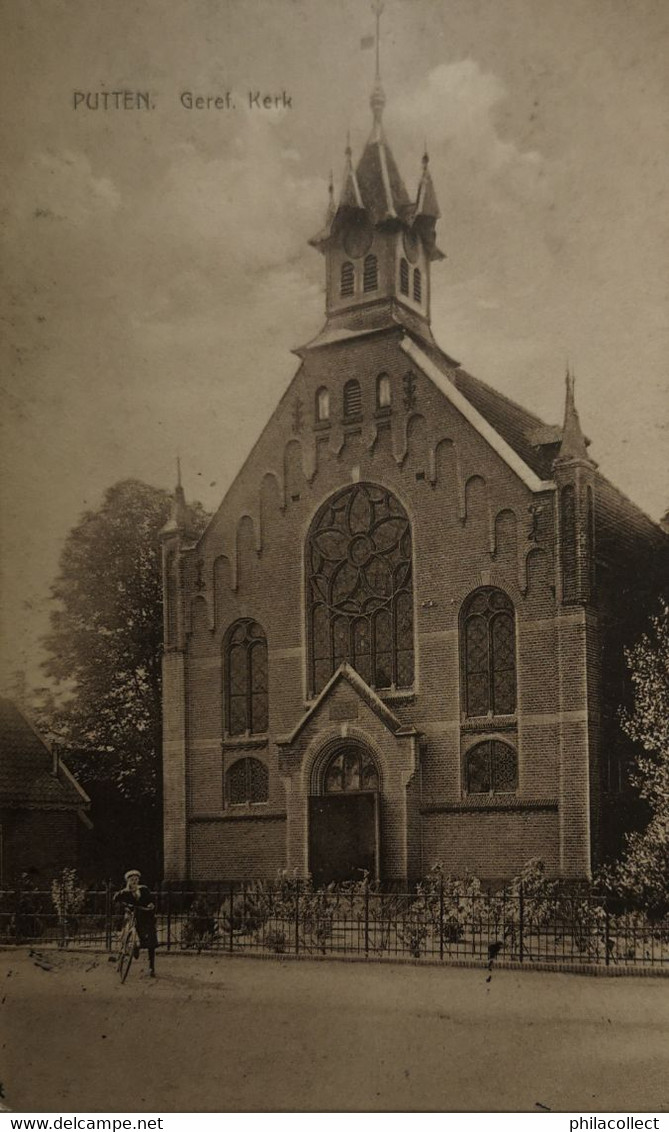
[{"xmin": 308, "ymin": 792, "xmax": 379, "ymax": 887}]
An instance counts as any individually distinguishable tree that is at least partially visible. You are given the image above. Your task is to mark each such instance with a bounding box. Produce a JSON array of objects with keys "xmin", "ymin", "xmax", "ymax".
[
  {"xmin": 40, "ymin": 479, "xmax": 208, "ymax": 876},
  {"xmin": 610, "ymin": 600, "xmax": 669, "ymax": 916}
]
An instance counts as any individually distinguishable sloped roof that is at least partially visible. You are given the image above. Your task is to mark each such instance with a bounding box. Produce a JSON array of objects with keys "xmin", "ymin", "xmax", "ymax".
[
  {"xmin": 356, "ymin": 134, "xmax": 413, "ymax": 224},
  {"xmin": 0, "ymin": 699, "xmax": 90, "ymax": 810}
]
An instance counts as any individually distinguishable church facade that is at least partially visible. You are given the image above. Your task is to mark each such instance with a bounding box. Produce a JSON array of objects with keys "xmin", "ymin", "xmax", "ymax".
[{"xmin": 161, "ymin": 73, "xmax": 667, "ymax": 886}]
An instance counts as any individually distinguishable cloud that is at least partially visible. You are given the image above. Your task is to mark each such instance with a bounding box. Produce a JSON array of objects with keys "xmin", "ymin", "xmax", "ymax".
[{"xmin": 4, "ymin": 151, "xmax": 121, "ymax": 229}]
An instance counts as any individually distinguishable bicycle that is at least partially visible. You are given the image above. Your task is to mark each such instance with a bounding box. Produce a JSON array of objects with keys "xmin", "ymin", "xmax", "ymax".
[{"xmin": 116, "ymin": 908, "xmax": 140, "ymax": 983}]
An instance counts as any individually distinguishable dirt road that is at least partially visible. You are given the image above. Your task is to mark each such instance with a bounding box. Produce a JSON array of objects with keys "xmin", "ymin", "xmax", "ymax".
[{"xmin": 2, "ymin": 950, "xmax": 668, "ymax": 1112}]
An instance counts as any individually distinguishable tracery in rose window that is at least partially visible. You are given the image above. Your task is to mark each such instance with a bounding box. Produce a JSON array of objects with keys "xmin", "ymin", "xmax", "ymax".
[{"xmin": 307, "ymin": 483, "xmax": 414, "ymax": 695}]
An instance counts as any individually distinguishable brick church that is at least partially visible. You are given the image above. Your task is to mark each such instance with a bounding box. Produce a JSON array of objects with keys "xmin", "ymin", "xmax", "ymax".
[{"xmin": 161, "ymin": 65, "xmax": 667, "ymax": 886}]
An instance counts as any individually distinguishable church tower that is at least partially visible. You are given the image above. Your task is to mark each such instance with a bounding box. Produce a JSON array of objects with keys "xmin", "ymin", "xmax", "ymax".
[{"xmin": 309, "ymin": 18, "xmax": 443, "ymax": 345}]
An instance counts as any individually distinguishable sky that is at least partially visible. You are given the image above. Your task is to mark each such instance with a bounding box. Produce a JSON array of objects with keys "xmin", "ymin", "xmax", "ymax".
[{"xmin": 1, "ymin": 0, "xmax": 668, "ymax": 691}]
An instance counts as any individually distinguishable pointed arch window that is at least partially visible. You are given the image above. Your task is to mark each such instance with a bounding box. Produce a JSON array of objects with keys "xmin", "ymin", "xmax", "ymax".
[
  {"xmin": 376, "ymin": 372, "xmax": 392, "ymax": 410},
  {"xmin": 413, "ymin": 268, "xmax": 422, "ymax": 303},
  {"xmin": 316, "ymin": 386, "xmax": 330, "ymax": 423},
  {"xmin": 224, "ymin": 619, "xmax": 268, "ymax": 735},
  {"xmin": 343, "ymin": 379, "xmax": 362, "ymax": 419},
  {"xmin": 466, "ymin": 740, "xmax": 517, "ymax": 795},
  {"xmin": 363, "ymin": 254, "xmax": 378, "ymax": 293},
  {"xmin": 461, "ymin": 588, "xmax": 516, "ymax": 717},
  {"xmin": 226, "ymin": 757, "xmax": 269, "ymax": 805},
  {"xmin": 400, "ymin": 257, "xmax": 409, "ymax": 295},
  {"xmin": 306, "ymin": 482, "xmax": 414, "ymax": 695},
  {"xmin": 340, "ymin": 261, "xmax": 355, "ymax": 298}
]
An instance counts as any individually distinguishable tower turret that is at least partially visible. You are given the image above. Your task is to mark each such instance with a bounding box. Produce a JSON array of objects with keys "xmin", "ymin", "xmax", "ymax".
[{"xmin": 553, "ymin": 371, "xmax": 597, "ymax": 604}]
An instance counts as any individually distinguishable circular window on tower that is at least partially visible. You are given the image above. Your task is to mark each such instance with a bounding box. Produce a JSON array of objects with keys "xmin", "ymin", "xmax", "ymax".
[
  {"xmin": 343, "ymin": 216, "xmax": 373, "ymax": 259},
  {"xmin": 402, "ymin": 229, "xmax": 420, "ymax": 264}
]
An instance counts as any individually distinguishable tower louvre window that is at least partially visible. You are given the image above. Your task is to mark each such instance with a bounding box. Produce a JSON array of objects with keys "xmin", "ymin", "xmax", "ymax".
[
  {"xmin": 343, "ymin": 379, "xmax": 362, "ymax": 419},
  {"xmin": 399, "ymin": 258, "xmax": 409, "ymax": 295},
  {"xmin": 363, "ymin": 254, "xmax": 378, "ymax": 292},
  {"xmin": 413, "ymin": 268, "xmax": 422, "ymax": 303},
  {"xmin": 306, "ymin": 482, "xmax": 415, "ymax": 695},
  {"xmin": 340, "ymin": 261, "xmax": 355, "ymax": 297},
  {"xmin": 224, "ymin": 619, "xmax": 268, "ymax": 736},
  {"xmin": 461, "ymin": 588, "xmax": 516, "ymax": 717}
]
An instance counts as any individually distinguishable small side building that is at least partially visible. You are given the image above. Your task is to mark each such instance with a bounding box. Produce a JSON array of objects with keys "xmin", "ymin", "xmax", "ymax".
[{"xmin": 0, "ymin": 699, "xmax": 92, "ymax": 885}]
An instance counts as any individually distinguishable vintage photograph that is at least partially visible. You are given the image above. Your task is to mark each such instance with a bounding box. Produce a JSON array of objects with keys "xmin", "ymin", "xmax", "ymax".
[{"xmin": 1, "ymin": 0, "xmax": 668, "ymax": 1115}]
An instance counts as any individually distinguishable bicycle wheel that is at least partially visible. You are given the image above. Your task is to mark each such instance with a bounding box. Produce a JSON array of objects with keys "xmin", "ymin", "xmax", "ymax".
[{"xmin": 118, "ymin": 933, "xmax": 134, "ymax": 983}]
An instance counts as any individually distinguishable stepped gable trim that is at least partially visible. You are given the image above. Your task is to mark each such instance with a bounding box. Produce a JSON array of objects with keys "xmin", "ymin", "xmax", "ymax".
[
  {"xmin": 276, "ymin": 663, "xmax": 419, "ymax": 747},
  {"xmin": 400, "ymin": 338, "xmax": 555, "ymax": 493}
]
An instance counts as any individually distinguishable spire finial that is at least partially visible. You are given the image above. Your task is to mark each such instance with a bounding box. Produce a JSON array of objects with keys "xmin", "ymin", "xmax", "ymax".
[
  {"xmin": 176, "ymin": 455, "xmax": 182, "ymax": 490},
  {"xmin": 369, "ymin": 0, "xmax": 386, "ymax": 131},
  {"xmin": 556, "ymin": 362, "xmax": 593, "ymax": 464}
]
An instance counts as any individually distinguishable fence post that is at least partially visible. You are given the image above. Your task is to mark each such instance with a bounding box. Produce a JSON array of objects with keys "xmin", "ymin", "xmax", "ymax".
[
  {"xmin": 166, "ymin": 885, "xmax": 172, "ymax": 953},
  {"xmin": 295, "ymin": 879, "xmax": 300, "ymax": 955},
  {"xmin": 604, "ymin": 898, "xmax": 611, "ymax": 967},
  {"xmin": 105, "ymin": 880, "xmax": 112, "ymax": 952},
  {"xmin": 14, "ymin": 881, "xmax": 21, "ymax": 945},
  {"xmin": 229, "ymin": 882, "xmax": 234, "ymax": 954},
  {"xmin": 364, "ymin": 880, "xmax": 370, "ymax": 957},
  {"xmin": 60, "ymin": 875, "xmax": 66, "ymax": 949},
  {"xmin": 439, "ymin": 878, "xmax": 444, "ymax": 962},
  {"xmin": 518, "ymin": 882, "xmax": 524, "ymax": 963}
]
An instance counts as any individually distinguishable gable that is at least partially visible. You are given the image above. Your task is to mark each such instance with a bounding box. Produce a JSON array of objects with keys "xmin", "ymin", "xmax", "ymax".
[{"xmin": 0, "ymin": 699, "xmax": 90, "ymax": 810}]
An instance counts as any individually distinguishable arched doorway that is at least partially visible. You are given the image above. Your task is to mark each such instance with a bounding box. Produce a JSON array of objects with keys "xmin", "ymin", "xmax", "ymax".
[{"xmin": 308, "ymin": 742, "xmax": 380, "ymax": 887}]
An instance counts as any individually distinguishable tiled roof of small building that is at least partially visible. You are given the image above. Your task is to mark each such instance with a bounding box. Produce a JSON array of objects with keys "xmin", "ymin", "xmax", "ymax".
[{"xmin": 0, "ymin": 698, "xmax": 89, "ymax": 810}]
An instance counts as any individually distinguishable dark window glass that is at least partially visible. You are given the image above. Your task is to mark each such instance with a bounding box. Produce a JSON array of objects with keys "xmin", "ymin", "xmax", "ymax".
[
  {"xmin": 413, "ymin": 268, "xmax": 422, "ymax": 303},
  {"xmin": 343, "ymin": 379, "xmax": 362, "ymax": 418},
  {"xmin": 340, "ymin": 261, "xmax": 354, "ymax": 297},
  {"xmin": 466, "ymin": 741, "xmax": 517, "ymax": 795},
  {"xmin": 363, "ymin": 254, "xmax": 378, "ymax": 292},
  {"xmin": 462, "ymin": 588, "xmax": 516, "ymax": 716},
  {"xmin": 324, "ymin": 745, "xmax": 379, "ymax": 794},
  {"xmin": 227, "ymin": 757, "xmax": 269, "ymax": 805},
  {"xmin": 400, "ymin": 258, "xmax": 409, "ymax": 295},
  {"xmin": 224, "ymin": 619, "xmax": 269, "ymax": 735},
  {"xmin": 306, "ymin": 483, "xmax": 414, "ymax": 694}
]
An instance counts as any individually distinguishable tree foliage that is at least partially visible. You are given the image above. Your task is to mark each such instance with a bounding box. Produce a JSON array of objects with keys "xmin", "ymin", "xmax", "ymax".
[
  {"xmin": 611, "ymin": 600, "xmax": 669, "ymax": 915},
  {"xmin": 42, "ymin": 479, "xmax": 208, "ymax": 804}
]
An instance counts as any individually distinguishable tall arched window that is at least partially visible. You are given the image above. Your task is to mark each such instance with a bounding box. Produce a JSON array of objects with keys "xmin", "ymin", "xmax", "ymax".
[
  {"xmin": 561, "ymin": 485, "xmax": 577, "ymax": 600},
  {"xmin": 226, "ymin": 757, "xmax": 269, "ymax": 805},
  {"xmin": 340, "ymin": 261, "xmax": 355, "ymax": 297},
  {"xmin": 399, "ymin": 258, "xmax": 409, "ymax": 295},
  {"xmin": 343, "ymin": 379, "xmax": 362, "ymax": 419},
  {"xmin": 363, "ymin": 254, "xmax": 378, "ymax": 292},
  {"xmin": 316, "ymin": 386, "xmax": 330, "ymax": 423},
  {"xmin": 413, "ymin": 268, "xmax": 422, "ymax": 303},
  {"xmin": 307, "ymin": 483, "xmax": 414, "ymax": 695},
  {"xmin": 376, "ymin": 372, "xmax": 392, "ymax": 409},
  {"xmin": 461, "ymin": 588, "xmax": 516, "ymax": 717},
  {"xmin": 466, "ymin": 740, "xmax": 517, "ymax": 795},
  {"xmin": 224, "ymin": 619, "xmax": 268, "ymax": 735}
]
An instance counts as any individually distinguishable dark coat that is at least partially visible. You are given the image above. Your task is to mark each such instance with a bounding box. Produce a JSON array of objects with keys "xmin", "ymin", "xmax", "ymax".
[{"xmin": 114, "ymin": 884, "xmax": 158, "ymax": 950}]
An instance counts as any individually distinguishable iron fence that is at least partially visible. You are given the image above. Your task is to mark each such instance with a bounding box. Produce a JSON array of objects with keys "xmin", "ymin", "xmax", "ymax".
[{"xmin": 2, "ymin": 879, "xmax": 668, "ymax": 969}]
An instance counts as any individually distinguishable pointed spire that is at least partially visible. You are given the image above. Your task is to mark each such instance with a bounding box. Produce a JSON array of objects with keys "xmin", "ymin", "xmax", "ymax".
[
  {"xmin": 557, "ymin": 368, "xmax": 592, "ymax": 463},
  {"xmin": 415, "ymin": 147, "xmax": 440, "ymax": 220},
  {"xmin": 161, "ymin": 458, "xmax": 195, "ymax": 539},
  {"xmin": 339, "ymin": 133, "xmax": 364, "ymax": 210}
]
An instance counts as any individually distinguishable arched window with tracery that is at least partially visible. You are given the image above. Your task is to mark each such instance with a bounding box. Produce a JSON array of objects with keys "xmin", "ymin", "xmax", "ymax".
[
  {"xmin": 461, "ymin": 588, "xmax": 516, "ymax": 717},
  {"xmin": 226, "ymin": 757, "xmax": 269, "ymax": 805},
  {"xmin": 306, "ymin": 483, "xmax": 414, "ymax": 695},
  {"xmin": 224, "ymin": 619, "xmax": 268, "ymax": 735},
  {"xmin": 340, "ymin": 261, "xmax": 355, "ymax": 298},
  {"xmin": 363, "ymin": 254, "xmax": 378, "ymax": 292},
  {"xmin": 323, "ymin": 745, "xmax": 379, "ymax": 793},
  {"xmin": 466, "ymin": 740, "xmax": 517, "ymax": 795}
]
